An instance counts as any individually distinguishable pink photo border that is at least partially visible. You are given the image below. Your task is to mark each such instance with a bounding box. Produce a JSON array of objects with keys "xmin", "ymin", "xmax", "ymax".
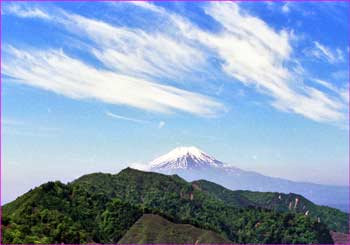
[{"xmin": 0, "ymin": 0, "xmax": 348, "ymax": 244}]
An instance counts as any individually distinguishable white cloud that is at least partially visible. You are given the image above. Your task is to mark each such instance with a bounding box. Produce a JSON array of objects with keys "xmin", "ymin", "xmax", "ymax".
[
  {"xmin": 306, "ymin": 41, "xmax": 344, "ymax": 64},
  {"xmin": 195, "ymin": 3, "xmax": 346, "ymax": 123},
  {"xmin": 4, "ymin": 3, "xmax": 50, "ymax": 19},
  {"xmin": 5, "ymin": 2, "xmax": 207, "ymax": 82},
  {"xmin": 271, "ymin": 87, "xmax": 345, "ymax": 122},
  {"xmin": 4, "ymin": 2, "xmax": 348, "ymax": 125},
  {"xmin": 129, "ymin": 162, "xmax": 150, "ymax": 171},
  {"xmin": 312, "ymin": 79, "xmax": 349, "ymax": 104},
  {"xmin": 105, "ymin": 111, "xmax": 151, "ymax": 124},
  {"xmin": 127, "ymin": 1, "xmax": 165, "ymax": 14},
  {"xmin": 312, "ymin": 79, "xmax": 338, "ymax": 92},
  {"xmin": 3, "ymin": 46, "xmax": 224, "ymax": 117},
  {"xmin": 158, "ymin": 121, "xmax": 165, "ymax": 129},
  {"xmin": 281, "ymin": 3, "xmax": 290, "ymax": 13},
  {"xmin": 58, "ymin": 11, "xmax": 206, "ymax": 82}
]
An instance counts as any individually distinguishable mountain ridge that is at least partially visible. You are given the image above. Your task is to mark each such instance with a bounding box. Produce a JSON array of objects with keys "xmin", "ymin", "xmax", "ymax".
[
  {"xmin": 192, "ymin": 179, "xmax": 349, "ymax": 233},
  {"xmin": 2, "ymin": 167, "xmax": 341, "ymax": 244},
  {"xmin": 147, "ymin": 147, "xmax": 349, "ymax": 212}
]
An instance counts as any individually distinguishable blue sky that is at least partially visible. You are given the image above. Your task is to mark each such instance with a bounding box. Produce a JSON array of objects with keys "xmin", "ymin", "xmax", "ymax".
[{"xmin": 2, "ymin": 1, "xmax": 349, "ymax": 203}]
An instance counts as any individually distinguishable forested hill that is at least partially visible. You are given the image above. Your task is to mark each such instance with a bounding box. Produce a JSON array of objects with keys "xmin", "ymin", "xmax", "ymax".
[
  {"xmin": 2, "ymin": 168, "xmax": 341, "ymax": 244},
  {"xmin": 192, "ymin": 179, "xmax": 349, "ymax": 233}
]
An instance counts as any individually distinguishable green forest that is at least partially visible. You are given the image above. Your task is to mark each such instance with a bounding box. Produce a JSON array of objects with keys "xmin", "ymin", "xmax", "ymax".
[{"xmin": 2, "ymin": 168, "xmax": 348, "ymax": 244}]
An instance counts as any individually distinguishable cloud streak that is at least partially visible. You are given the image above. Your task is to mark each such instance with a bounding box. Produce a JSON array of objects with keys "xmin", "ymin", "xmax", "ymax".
[
  {"xmin": 3, "ymin": 2, "xmax": 348, "ymax": 125},
  {"xmin": 305, "ymin": 41, "xmax": 344, "ymax": 64},
  {"xmin": 3, "ymin": 46, "xmax": 224, "ymax": 117},
  {"xmin": 62, "ymin": 12, "xmax": 206, "ymax": 81},
  {"xmin": 105, "ymin": 111, "xmax": 150, "ymax": 124},
  {"xmin": 135, "ymin": 2, "xmax": 347, "ymax": 123},
  {"xmin": 4, "ymin": 3, "xmax": 50, "ymax": 19}
]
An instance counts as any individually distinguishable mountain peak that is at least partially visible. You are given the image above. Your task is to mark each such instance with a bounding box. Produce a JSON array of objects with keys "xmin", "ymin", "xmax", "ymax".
[
  {"xmin": 150, "ymin": 146, "xmax": 223, "ymax": 170},
  {"xmin": 163, "ymin": 146, "xmax": 205, "ymax": 158}
]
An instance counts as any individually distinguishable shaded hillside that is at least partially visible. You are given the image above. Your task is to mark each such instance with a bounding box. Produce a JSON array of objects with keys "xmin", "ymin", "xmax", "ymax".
[
  {"xmin": 330, "ymin": 231, "xmax": 350, "ymax": 244},
  {"xmin": 2, "ymin": 168, "xmax": 334, "ymax": 244},
  {"xmin": 192, "ymin": 179, "xmax": 349, "ymax": 233},
  {"xmin": 118, "ymin": 214, "xmax": 231, "ymax": 244}
]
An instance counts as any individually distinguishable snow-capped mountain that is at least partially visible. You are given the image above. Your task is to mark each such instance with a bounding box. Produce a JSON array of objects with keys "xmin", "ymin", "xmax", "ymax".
[
  {"xmin": 147, "ymin": 147, "xmax": 349, "ymax": 212},
  {"xmin": 150, "ymin": 146, "xmax": 223, "ymax": 170}
]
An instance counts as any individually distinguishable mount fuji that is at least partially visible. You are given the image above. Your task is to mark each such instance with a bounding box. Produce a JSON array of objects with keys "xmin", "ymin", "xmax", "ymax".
[
  {"xmin": 146, "ymin": 146, "xmax": 348, "ymax": 212},
  {"xmin": 150, "ymin": 146, "xmax": 224, "ymax": 170}
]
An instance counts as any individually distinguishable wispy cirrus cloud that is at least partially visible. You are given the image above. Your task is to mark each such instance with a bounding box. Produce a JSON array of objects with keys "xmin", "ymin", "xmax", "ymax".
[
  {"xmin": 304, "ymin": 41, "xmax": 344, "ymax": 64},
  {"xmin": 313, "ymin": 79, "xmax": 338, "ymax": 92},
  {"xmin": 3, "ymin": 2, "xmax": 348, "ymax": 126},
  {"xmin": 281, "ymin": 3, "xmax": 291, "ymax": 13},
  {"xmin": 3, "ymin": 3, "xmax": 224, "ymax": 117},
  {"xmin": 312, "ymin": 79, "xmax": 349, "ymax": 104},
  {"xmin": 140, "ymin": 2, "xmax": 347, "ymax": 123},
  {"xmin": 4, "ymin": 3, "xmax": 50, "ymax": 19},
  {"xmin": 3, "ymin": 46, "xmax": 223, "ymax": 117},
  {"xmin": 59, "ymin": 12, "xmax": 206, "ymax": 81},
  {"xmin": 105, "ymin": 111, "xmax": 151, "ymax": 124}
]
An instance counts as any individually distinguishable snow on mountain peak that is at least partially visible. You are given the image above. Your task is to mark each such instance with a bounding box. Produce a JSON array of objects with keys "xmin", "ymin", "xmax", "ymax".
[{"xmin": 150, "ymin": 146, "xmax": 223, "ymax": 170}]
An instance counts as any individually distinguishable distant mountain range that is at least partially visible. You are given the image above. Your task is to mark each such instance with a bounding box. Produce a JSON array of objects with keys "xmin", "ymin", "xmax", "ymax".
[
  {"xmin": 147, "ymin": 146, "xmax": 349, "ymax": 212},
  {"xmin": 2, "ymin": 168, "xmax": 348, "ymax": 244}
]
